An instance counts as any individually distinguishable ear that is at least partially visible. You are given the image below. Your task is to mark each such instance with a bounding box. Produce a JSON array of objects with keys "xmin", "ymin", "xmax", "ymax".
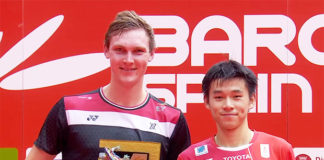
[
  {"xmin": 104, "ymin": 46, "xmax": 110, "ymax": 59},
  {"xmin": 204, "ymin": 96, "xmax": 211, "ymax": 110},
  {"xmin": 248, "ymin": 94, "xmax": 256, "ymax": 110},
  {"xmin": 148, "ymin": 49, "xmax": 155, "ymax": 62}
]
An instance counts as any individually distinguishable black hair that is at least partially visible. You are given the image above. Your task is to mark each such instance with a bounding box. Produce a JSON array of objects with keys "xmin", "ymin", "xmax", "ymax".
[{"xmin": 202, "ymin": 60, "xmax": 257, "ymax": 100}]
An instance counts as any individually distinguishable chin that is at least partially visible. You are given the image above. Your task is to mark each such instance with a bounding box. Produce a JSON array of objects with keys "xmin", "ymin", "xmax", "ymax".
[
  {"xmin": 219, "ymin": 123, "xmax": 239, "ymax": 131},
  {"xmin": 120, "ymin": 78, "xmax": 140, "ymax": 86}
]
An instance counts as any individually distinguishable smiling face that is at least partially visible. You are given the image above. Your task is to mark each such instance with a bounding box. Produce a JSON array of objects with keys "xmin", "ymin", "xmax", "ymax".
[
  {"xmin": 205, "ymin": 78, "xmax": 255, "ymax": 131},
  {"xmin": 105, "ymin": 28, "xmax": 153, "ymax": 87}
]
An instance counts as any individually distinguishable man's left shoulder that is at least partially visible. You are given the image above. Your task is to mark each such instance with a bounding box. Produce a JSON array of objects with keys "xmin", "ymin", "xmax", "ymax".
[
  {"xmin": 149, "ymin": 94, "xmax": 182, "ymax": 112},
  {"xmin": 253, "ymin": 131, "xmax": 295, "ymax": 159},
  {"xmin": 255, "ymin": 131, "xmax": 292, "ymax": 148}
]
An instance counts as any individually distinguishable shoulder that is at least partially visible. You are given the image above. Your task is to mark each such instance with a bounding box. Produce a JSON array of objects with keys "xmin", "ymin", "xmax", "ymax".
[
  {"xmin": 254, "ymin": 131, "xmax": 293, "ymax": 152},
  {"xmin": 62, "ymin": 89, "xmax": 101, "ymax": 109},
  {"xmin": 179, "ymin": 137, "xmax": 214, "ymax": 158},
  {"xmin": 148, "ymin": 94, "xmax": 189, "ymax": 125},
  {"xmin": 256, "ymin": 131, "xmax": 289, "ymax": 144},
  {"xmin": 45, "ymin": 89, "xmax": 101, "ymax": 118},
  {"xmin": 63, "ymin": 89, "xmax": 99, "ymax": 100},
  {"xmin": 253, "ymin": 131, "xmax": 295, "ymax": 158},
  {"xmin": 149, "ymin": 93, "xmax": 182, "ymax": 111},
  {"xmin": 148, "ymin": 93, "xmax": 183, "ymax": 119}
]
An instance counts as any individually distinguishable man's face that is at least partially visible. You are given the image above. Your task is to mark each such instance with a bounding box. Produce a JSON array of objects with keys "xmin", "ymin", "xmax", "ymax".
[
  {"xmin": 205, "ymin": 78, "xmax": 255, "ymax": 131},
  {"xmin": 105, "ymin": 29, "xmax": 153, "ymax": 87}
]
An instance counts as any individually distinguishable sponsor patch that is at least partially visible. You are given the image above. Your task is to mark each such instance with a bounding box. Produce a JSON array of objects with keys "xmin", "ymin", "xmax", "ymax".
[
  {"xmin": 296, "ymin": 154, "xmax": 311, "ymax": 160},
  {"xmin": 194, "ymin": 145, "xmax": 208, "ymax": 156},
  {"xmin": 260, "ymin": 144, "xmax": 270, "ymax": 158}
]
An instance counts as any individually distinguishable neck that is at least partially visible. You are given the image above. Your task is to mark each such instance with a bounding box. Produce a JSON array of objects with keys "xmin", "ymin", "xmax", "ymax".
[
  {"xmin": 102, "ymin": 83, "xmax": 147, "ymax": 107},
  {"xmin": 215, "ymin": 122, "xmax": 253, "ymax": 147}
]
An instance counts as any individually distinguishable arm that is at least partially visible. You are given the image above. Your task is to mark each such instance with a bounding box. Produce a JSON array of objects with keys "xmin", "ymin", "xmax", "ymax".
[
  {"xmin": 26, "ymin": 145, "xmax": 56, "ymax": 160},
  {"xmin": 30, "ymin": 98, "xmax": 67, "ymax": 159},
  {"xmin": 284, "ymin": 144, "xmax": 296, "ymax": 160},
  {"xmin": 275, "ymin": 136, "xmax": 295, "ymax": 160},
  {"xmin": 177, "ymin": 145, "xmax": 194, "ymax": 160},
  {"xmin": 167, "ymin": 112, "xmax": 191, "ymax": 160},
  {"xmin": 177, "ymin": 155, "xmax": 184, "ymax": 160}
]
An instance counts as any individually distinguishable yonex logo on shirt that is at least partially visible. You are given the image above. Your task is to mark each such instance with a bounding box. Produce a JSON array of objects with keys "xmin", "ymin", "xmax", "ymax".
[
  {"xmin": 149, "ymin": 122, "xmax": 157, "ymax": 130},
  {"xmin": 156, "ymin": 106, "xmax": 166, "ymax": 111},
  {"xmin": 87, "ymin": 115, "xmax": 99, "ymax": 121}
]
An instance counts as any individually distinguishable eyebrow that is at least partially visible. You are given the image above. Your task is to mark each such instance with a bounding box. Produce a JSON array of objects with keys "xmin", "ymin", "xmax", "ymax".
[
  {"xmin": 111, "ymin": 44, "xmax": 147, "ymax": 50},
  {"xmin": 211, "ymin": 89, "xmax": 243, "ymax": 94},
  {"xmin": 111, "ymin": 45, "xmax": 124, "ymax": 49},
  {"xmin": 134, "ymin": 46, "xmax": 147, "ymax": 51}
]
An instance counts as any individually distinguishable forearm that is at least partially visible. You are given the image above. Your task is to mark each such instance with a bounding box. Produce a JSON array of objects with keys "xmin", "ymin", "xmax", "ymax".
[{"xmin": 26, "ymin": 145, "xmax": 56, "ymax": 160}]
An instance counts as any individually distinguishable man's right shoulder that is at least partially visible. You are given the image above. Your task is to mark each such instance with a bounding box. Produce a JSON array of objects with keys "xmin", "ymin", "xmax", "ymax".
[
  {"xmin": 62, "ymin": 88, "xmax": 101, "ymax": 110},
  {"xmin": 63, "ymin": 88, "xmax": 99, "ymax": 98},
  {"xmin": 179, "ymin": 137, "xmax": 213, "ymax": 158}
]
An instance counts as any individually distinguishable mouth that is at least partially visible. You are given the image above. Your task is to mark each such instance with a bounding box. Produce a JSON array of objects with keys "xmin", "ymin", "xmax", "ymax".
[
  {"xmin": 220, "ymin": 113, "xmax": 238, "ymax": 117},
  {"xmin": 120, "ymin": 67, "xmax": 136, "ymax": 71}
]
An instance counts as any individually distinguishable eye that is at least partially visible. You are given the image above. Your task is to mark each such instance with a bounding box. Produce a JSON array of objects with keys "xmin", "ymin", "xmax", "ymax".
[
  {"xmin": 233, "ymin": 95, "xmax": 242, "ymax": 99},
  {"xmin": 214, "ymin": 96, "xmax": 223, "ymax": 100},
  {"xmin": 134, "ymin": 49, "xmax": 145, "ymax": 55},
  {"xmin": 114, "ymin": 47, "xmax": 122, "ymax": 52},
  {"xmin": 112, "ymin": 47, "xmax": 125, "ymax": 54}
]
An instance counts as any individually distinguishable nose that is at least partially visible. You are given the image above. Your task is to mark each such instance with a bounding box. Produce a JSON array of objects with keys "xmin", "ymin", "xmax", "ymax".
[
  {"xmin": 222, "ymin": 98, "xmax": 234, "ymax": 111},
  {"xmin": 123, "ymin": 52, "xmax": 134, "ymax": 63}
]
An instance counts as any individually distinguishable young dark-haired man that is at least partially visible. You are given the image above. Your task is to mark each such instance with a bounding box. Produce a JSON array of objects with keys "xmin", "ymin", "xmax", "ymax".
[{"xmin": 178, "ymin": 60, "xmax": 295, "ymax": 160}]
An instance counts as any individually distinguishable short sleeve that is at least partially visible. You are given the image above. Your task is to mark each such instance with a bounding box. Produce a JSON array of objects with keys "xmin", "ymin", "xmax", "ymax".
[
  {"xmin": 34, "ymin": 98, "xmax": 68, "ymax": 155},
  {"xmin": 167, "ymin": 112, "xmax": 191, "ymax": 160},
  {"xmin": 280, "ymin": 141, "xmax": 296, "ymax": 160}
]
